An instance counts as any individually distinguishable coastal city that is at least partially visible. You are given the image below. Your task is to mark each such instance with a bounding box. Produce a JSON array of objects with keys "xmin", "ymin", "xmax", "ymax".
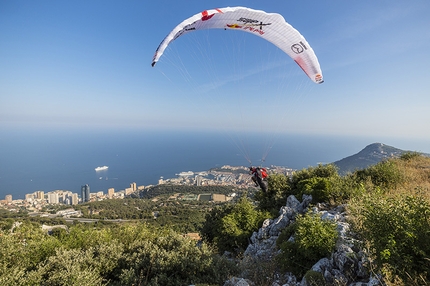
[{"xmin": 0, "ymin": 165, "xmax": 294, "ymax": 213}]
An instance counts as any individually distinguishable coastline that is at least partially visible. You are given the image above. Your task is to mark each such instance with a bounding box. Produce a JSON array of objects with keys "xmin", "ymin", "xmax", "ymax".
[{"xmin": 2, "ymin": 129, "xmax": 429, "ymax": 200}]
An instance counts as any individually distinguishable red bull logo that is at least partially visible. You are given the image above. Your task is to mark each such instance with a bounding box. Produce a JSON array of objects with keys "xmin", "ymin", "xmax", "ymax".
[
  {"xmin": 226, "ymin": 23, "xmax": 265, "ymax": 35},
  {"xmin": 226, "ymin": 24, "xmax": 242, "ymax": 29}
]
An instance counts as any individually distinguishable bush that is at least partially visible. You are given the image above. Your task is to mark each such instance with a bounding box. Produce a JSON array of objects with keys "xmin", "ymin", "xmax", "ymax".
[
  {"xmin": 349, "ymin": 193, "xmax": 430, "ymax": 284},
  {"xmin": 202, "ymin": 195, "xmax": 270, "ymax": 254},
  {"xmin": 303, "ymin": 270, "xmax": 326, "ymax": 286},
  {"xmin": 291, "ymin": 164, "xmax": 344, "ymax": 204},
  {"xmin": 296, "ymin": 176, "xmax": 332, "ymax": 203},
  {"xmin": 257, "ymin": 164, "xmax": 345, "ymax": 213},
  {"xmin": 276, "ymin": 212, "xmax": 338, "ymax": 277},
  {"xmin": 238, "ymin": 255, "xmax": 279, "ymax": 286},
  {"xmin": 35, "ymin": 248, "xmax": 106, "ymax": 286},
  {"xmin": 119, "ymin": 232, "xmax": 238, "ymax": 286},
  {"xmin": 256, "ymin": 173, "xmax": 290, "ymax": 214},
  {"xmin": 353, "ymin": 160, "xmax": 404, "ymax": 191},
  {"xmin": 400, "ymin": 151, "xmax": 421, "ymax": 161},
  {"xmin": 0, "ymin": 221, "xmax": 238, "ymax": 286}
]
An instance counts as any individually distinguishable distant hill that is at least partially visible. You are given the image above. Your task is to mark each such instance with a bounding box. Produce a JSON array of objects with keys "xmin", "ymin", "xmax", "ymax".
[{"xmin": 332, "ymin": 143, "xmax": 429, "ymax": 175}]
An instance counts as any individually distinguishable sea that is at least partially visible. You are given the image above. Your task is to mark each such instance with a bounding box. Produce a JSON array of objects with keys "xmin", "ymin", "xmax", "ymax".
[{"xmin": 1, "ymin": 128, "xmax": 429, "ymax": 200}]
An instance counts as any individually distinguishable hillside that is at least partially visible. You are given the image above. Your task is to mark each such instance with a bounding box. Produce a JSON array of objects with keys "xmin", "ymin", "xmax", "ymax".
[
  {"xmin": 332, "ymin": 142, "xmax": 429, "ymax": 175},
  {"xmin": 1, "ymin": 154, "xmax": 429, "ymax": 285}
]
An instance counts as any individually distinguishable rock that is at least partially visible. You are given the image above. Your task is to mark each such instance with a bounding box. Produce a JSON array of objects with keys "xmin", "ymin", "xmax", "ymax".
[
  {"xmin": 333, "ymin": 250, "xmax": 355, "ymax": 273},
  {"xmin": 324, "ymin": 269, "xmax": 334, "ymax": 284},
  {"xmin": 279, "ymin": 273, "xmax": 299, "ymax": 286},
  {"xmin": 286, "ymin": 195, "xmax": 301, "ymax": 210},
  {"xmin": 311, "ymin": 258, "xmax": 331, "ymax": 273},
  {"xmin": 244, "ymin": 195, "xmax": 306, "ymax": 259},
  {"xmin": 238, "ymin": 195, "xmax": 378, "ymax": 286},
  {"xmin": 269, "ymin": 213, "xmax": 290, "ymax": 236},
  {"xmin": 336, "ymin": 221, "xmax": 350, "ymax": 239},
  {"xmin": 320, "ymin": 210, "xmax": 341, "ymax": 221},
  {"xmin": 330, "ymin": 269, "xmax": 348, "ymax": 285},
  {"xmin": 299, "ymin": 194, "xmax": 312, "ymax": 212},
  {"xmin": 223, "ymin": 277, "xmax": 254, "ymax": 286}
]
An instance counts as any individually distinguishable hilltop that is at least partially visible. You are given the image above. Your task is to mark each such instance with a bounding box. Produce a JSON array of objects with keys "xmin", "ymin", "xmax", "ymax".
[{"xmin": 332, "ymin": 142, "xmax": 430, "ymax": 175}]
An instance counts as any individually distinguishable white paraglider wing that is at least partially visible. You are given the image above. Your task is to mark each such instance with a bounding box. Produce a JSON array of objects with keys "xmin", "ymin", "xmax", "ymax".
[{"xmin": 152, "ymin": 7, "xmax": 323, "ymax": 84}]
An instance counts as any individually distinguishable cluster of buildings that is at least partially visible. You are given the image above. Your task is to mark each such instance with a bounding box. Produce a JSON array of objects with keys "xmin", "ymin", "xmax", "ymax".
[
  {"xmin": 1, "ymin": 165, "xmax": 294, "ymax": 211},
  {"xmin": 159, "ymin": 165, "xmax": 294, "ymax": 187},
  {"xmin": 0, "ymin": 181, "xmax": 144, "ymax": 212}
]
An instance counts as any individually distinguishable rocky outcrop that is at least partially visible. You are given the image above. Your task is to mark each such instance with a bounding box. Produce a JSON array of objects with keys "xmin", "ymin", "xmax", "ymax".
[{"xmin": 225, "ymin": 195, "xmax": 382, "ymax": 286}]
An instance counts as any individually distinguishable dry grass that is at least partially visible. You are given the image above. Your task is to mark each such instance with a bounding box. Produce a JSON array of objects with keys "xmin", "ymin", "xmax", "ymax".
[
  {"xmin": 388, "ymin": 155, "xmax": 430, "ymax": 202},
  {"xmin": 348, "ymin": 155, "xmax": 430, "ymax": 286}
]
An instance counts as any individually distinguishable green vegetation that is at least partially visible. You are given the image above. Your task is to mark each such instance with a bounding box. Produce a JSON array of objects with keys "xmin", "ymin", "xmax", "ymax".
[
  {"xmin": 256, "ymin": 164, "xmax": 347, "ymax": 214},
  {"xmin": 0, "ymin": 221, "xmax": 238, "ymax": 285},
  {"xmin": 257, "ymin": 155, "xmax": 430, "ymax": 285},
  {"xmin": 140, "ymin": 185, "xmax": 235, "ymax": 199},
  {"xmin": 75, "ymin": 198, "xmax": 209, "ymax": 233},
  {"xmin": 349, "ymin": 192, "xmax": 430, "ymax": 285},
  {"xmin": 303, "ymin": 270, "xmax": 327, "ymax": 286},
  {"xmin": 255, "ymin": 173, "xmax": 290, "ymax": 215},
  {"xmin": 276, "ymin": 212, "xmax": 338, "ymax": 277},
  {"xmin": 1, "ymin": 154, "xmax": 429, "ymax": 285},
  {"xmin": 201, "ymin": 195, "xmax": 270, "ymax": 254},
  {"xmin": 0, "ymin": 208, "xmax": 27, "ymax": 218}
]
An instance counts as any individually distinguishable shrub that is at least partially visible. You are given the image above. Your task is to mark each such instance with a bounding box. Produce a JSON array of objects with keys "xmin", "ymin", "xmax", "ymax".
[
  {"xmin": 353, "ymin": 160, "xmax": 404, "ymax": 191},
  {"xmin": 296, "ymin": 176, "xmax": 332, "ymax": 203},
  {"xmin": 238, "ymin": 255, "xmax": 279, "ymax": 286},
  {"xmin": 291, "ymin": 164, "xmax": 343, "ymax": 204},
  {"xmin": 217, "ymin": 196, "xmax": 270, "ymax": 254},
  {"xmin": 0, "ymin": 221, "xmax": 238, "ymax": 286},
  {"xmin": 276, "ymin": 222, "xmax": 297, "ymax": 249},
  {"xmin": 119, "ymin": 231, "xmax": 238, "ymax": 285},
  {"xmin": 257, "ymin": 164, "xmax": 348, "ymax": 211},
  {"xmin": 303, "ymin": 270, "xmax": 326, "ymax": 286},
  {"xmin": 202, "ymin": 195, "xmax": 270, "ymax": 254},
  {"xmin": 400, "ymin": 151, "xmax": 421, "ymax": 161},
  {"xmin": 36, "ymin": 248, "xmax": 105, "ymax": 286},
  {"xmin": 349, "ymin": 193, "xmax": 430, "ymax": 284},
  {"xmin": 256, "ymin": 173, "xmax": 290, "ymax": 214},
  {"xmin": 276, "ymin": 212, "xmax": 338, "ymax": 277}
]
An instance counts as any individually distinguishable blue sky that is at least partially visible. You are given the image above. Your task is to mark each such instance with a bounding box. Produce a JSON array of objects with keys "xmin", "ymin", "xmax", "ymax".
[{"xmin": 1, "ymin": 1, "xmax": 430, "ymax": 147}]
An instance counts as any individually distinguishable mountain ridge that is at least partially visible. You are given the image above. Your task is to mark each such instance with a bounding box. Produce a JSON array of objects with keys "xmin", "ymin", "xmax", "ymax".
[{"xmin": 332, "ymin": 142, "xmax": 430, "ymax": 175}]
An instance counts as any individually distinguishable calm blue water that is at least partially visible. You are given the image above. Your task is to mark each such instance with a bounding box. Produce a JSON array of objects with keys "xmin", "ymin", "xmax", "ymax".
[{"xmin": 1, "ymin": 128, "xmax": 428, "ymax": 200}]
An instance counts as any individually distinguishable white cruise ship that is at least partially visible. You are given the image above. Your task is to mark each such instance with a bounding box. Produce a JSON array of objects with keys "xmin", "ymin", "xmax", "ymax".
[
  {"xmin": 177, "ymin": 171, "xmax": 194, "ymax": 176},
  {"xmin": 95, "ymin": 166, "xmax": 109, "ymax": 171}
]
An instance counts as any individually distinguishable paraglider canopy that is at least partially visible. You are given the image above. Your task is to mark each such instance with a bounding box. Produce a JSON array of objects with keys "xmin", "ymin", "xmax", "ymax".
[{"xmin": 152, "ymin": 6, "xmax": 323, "ymax": 84}]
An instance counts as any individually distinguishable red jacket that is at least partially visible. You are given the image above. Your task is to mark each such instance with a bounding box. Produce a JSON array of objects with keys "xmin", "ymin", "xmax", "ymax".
[{"xmin": 251, "ymin": 167, "xmax": 268, "ymax": 179}]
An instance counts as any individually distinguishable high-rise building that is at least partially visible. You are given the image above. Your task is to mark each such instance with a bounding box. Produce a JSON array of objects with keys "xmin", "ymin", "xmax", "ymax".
[
  {"xmin": 195, "ymin": 175, "xmax": 203, "ymax": 186},
  {"xmin": 25, "ymin": 193, "xmax": 34, "ymax": 202},
  {"xmin": 108, "ymin": 188, "xmax": 115, "ymax": 198},
  {"xmin": 36, "ymin": 191, "xmax": 44, "ymax": 200},
  {"xmin": 130, "ymin": 182, "xmax": 137, "ymax": 192},
  {"xmin": 48, "ymin": 192, "xmax": 59, "ymax": 204},
  {"xmin": 125, "ymin": 187, "xmax": 133, "ymax": 195},
  {"xmin": 5, "ymin": 194, "xmax": 12, "ymax": 203},
  {"xmin": 81, "ymin": 184, "xmax": 90, "ymax": 203},
  {"xmin": 71, "ymin": 193, "xmax": 79, "ymax": 205}
]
